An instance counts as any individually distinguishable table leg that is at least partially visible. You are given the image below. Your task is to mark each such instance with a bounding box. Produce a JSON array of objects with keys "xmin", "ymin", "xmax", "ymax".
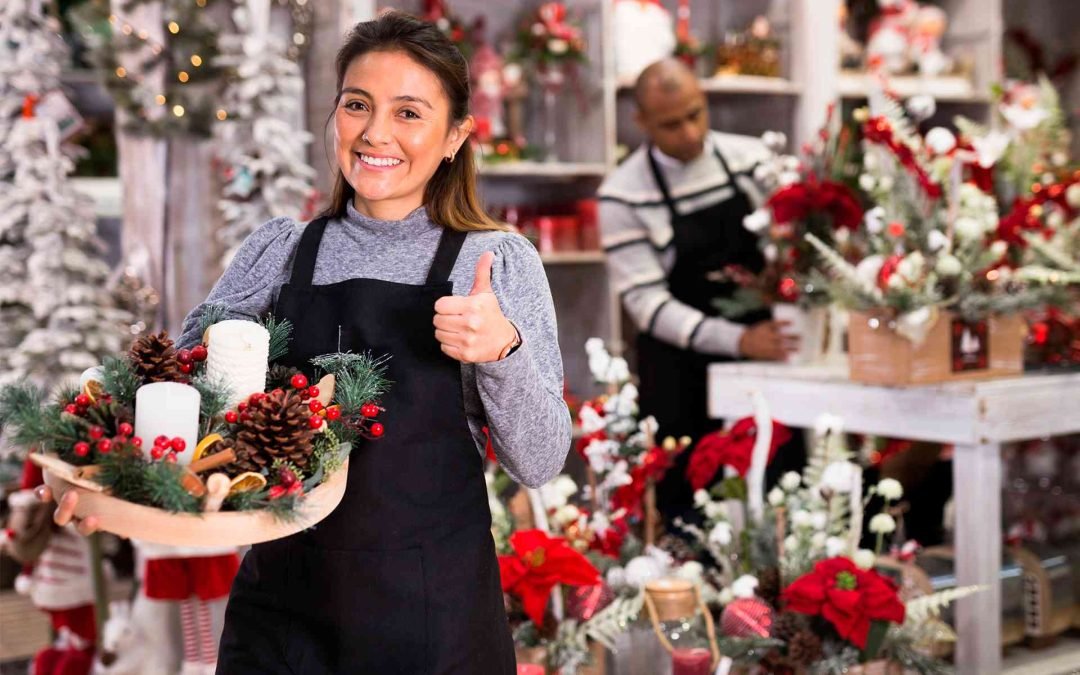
[{"xmin": 952, "ymin": 441, "xmax": 1002, "ymax": 674}]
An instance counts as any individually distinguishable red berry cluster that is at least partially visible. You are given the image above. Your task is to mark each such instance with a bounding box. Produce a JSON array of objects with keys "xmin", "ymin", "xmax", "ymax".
[
  {"xmin": 268, "ymin": 466, "xmax": 304, "ymax": 500},
  {"xmin": 72, "ymin": 422, "xmax": 140, "ymax": 459},
  {"xmin": 176, "ymin": 344, "xmax": 209, "ymax": 375},
  {"xmin": 64, "ymin": 392, "xmax": 114, "ymax": 418},
  {"xmin": 149, "ymin": 435, "xmax": 185, "ymax": 462}
]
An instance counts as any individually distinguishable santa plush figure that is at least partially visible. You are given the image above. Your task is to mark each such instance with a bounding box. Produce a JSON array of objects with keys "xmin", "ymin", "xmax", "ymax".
[
  {"xmin": 613, "ymin": 0, "xmax": 676, "ymax": 81},
  {"xmin": 1, "ymin": 459, "xmax": 97, "ymax": 675},
  {"xmin": 131, "ymin": 540, "xmax": 240, "ymax": 675}
]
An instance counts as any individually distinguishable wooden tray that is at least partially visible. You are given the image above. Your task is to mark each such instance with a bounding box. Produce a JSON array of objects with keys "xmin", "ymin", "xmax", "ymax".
[{"xmin": 30, "ymin": 452, "xmax": 349, "ymax": 548}]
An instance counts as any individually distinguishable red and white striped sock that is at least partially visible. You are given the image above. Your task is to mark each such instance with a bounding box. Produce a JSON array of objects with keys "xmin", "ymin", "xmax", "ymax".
[
  {"xmin": 197, "ymin": 599, "xmax": 217, "ymax": 665},
  {"xmin": 180, "ymin": 598, "xmax": 199, "ymax": 664}
]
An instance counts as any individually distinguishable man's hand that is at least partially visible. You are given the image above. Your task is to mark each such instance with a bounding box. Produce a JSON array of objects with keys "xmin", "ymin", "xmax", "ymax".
[
  {"xmin": 35, "ymin": 486, "xmax": 100, "ymax": 536},
  {"xmin": 434, "ymin": 251, "xmax": 517, "ymax": 363},
  {"xmin": 738, "ymin": 320, "xmax": 799, "ymax": 361}
]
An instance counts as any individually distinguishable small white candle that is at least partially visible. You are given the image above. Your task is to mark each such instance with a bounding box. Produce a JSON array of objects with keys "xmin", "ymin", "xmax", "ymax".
[
  {"xmin": 205, "ymin": 320, "xmax": 270, "ymax": 409},
  {"xmin": 134, "ymin": 382, "xmax": 201, "ymax": 465}
]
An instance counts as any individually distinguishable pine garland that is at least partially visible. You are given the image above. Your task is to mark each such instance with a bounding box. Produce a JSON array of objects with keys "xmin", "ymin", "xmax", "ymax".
[
  {"xmin": 0, "ymin": 383, "xmax": 84, "ymax": 456},
  {"xmin": 190, "ymin": 374, "xmax": 232, "ymax": 437},
  {"xmin": 261, "ymin": 314, "xmax": 294, "ymax": 363},
  {"xmin": 101, "ymin": 355, "xmax": 141, "ymax": 408},
  {"xmin": 582, "ymin": 590, "xmax": 644, "ymax": 650},
  {"xmin": 97, "ymin": 450, "xmax": 200, "ymax": 513},
  {"xmin": 805, "ymin": 233, "xmax": 884, "ymax": 304},
  {"xmin": 197, "ymin": 303, "xmax": 231, "ymax": 336},
  {"xmin": 310, "ymin": 427, "xmax": 347, "ymax": 478},
  {"xmin": 310, "ymin": 352, "xmax": 391, "ymax": 415}
]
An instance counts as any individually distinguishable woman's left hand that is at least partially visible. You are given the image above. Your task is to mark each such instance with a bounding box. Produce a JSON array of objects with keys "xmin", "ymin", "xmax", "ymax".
[{"xmin": 434, "ymin": 252, "xmax": 518, "ymax": 363}]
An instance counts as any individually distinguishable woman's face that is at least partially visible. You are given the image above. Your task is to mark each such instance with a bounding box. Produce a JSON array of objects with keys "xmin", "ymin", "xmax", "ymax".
[{"xmin": 334, "ymin": 49, "xmax": 472, "ymax": 219}]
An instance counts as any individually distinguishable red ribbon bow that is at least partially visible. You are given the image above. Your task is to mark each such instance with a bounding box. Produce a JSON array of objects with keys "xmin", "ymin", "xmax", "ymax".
[
  {"xmin": 685, "ymin": 417, "xmax": 791, "ymax": 490},
  {"xmin": 498, "ymin": 530, "xmax": 600, "ymax": 627}
]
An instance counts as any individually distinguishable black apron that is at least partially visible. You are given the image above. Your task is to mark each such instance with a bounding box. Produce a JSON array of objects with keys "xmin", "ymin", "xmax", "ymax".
[
  {"xmin": 217, "ymin": 218, "xmax": 516, "ymax": 675},
  {"xmin": 637, "ymin": 146, "xmax": 771, "ymax": 520}
]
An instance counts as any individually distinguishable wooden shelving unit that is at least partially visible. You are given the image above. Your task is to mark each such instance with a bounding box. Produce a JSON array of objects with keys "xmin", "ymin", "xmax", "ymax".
[
  {"xmin": 478, "ymin": 161, "xmax": 608, "ymax": 179},
  {"xmin": 539, "ymin": 250, "xmax": 606, "ymax": 265}
]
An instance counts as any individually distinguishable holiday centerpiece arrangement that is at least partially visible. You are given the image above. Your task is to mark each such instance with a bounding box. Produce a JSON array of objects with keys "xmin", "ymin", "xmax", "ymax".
[
  {"xmin": 792, "ymin": 89, "xmax": 1077, "ymax": 385},
  {"xmin": 0, "ymin": 307, "xmax": 390, "ymax": 547}
]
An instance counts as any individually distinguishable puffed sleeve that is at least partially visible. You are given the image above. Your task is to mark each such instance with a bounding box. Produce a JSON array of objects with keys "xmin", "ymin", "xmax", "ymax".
[
  {"xmin": 475, "ymin": 234, "xmax": 573, "ymax": 488},
  {"xmin": 176, "ymin": 217, "xmax": 303, "ymax": 349}
]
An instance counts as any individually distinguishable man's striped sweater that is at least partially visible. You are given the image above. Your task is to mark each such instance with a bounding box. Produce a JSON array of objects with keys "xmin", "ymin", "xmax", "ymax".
[{"xmin": 598, "ymin": 131, "xmax": 771, "ymax": 356}]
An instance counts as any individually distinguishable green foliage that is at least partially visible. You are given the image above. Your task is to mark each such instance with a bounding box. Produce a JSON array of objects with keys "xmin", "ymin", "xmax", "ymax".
[
  {"xmin": 261, "ymin": 314, "xmax": 293, "ymax": 363},
  {"xmin": 716, "ymin": 636, "xmax": 786, "ymax": 665},
  {"xmin": 101, "ymin": 355, "xmax": 141, "ymax": 408},
  {"xmin": 197, "ymin": 303, "xmax": 231, "ymax": 336},
  {"xmin": 310, "ymin": 427, "xmax": 347, "ymax": 479},
  {"xmin": 582, "ymin": 590, "xmax": 644, "ymax": 650},
  {"xmin": 310, "ymin": 352, "xmax": 391, "ymax": 415},
  {"xmin": 190, "ymin": 374, "xmax": 232, "ymax": 436},
  {"xmin": 0, "ymin": 383, "xmax": 84, "ymax": 457},
  {"xmin": 97, "ymin": 450, "xmax": 200, "ymax": 513}
]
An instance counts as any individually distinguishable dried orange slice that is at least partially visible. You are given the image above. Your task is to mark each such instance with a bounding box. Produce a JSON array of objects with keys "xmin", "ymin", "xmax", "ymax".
[
  {"xmin": 191, "ymin": 433, "xmax": 223, "ymax": 464},
  {"xmin": 228, "ymin": 472, "xmax": 267, "ymax": 494},
  {"xmin": 82, "ymin": 379, "xmax": 105, "ymax": 403}
]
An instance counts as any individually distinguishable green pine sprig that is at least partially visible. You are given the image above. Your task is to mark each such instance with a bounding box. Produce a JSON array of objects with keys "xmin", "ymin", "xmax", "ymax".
[
  {"xmin": 309, "ymin": 352, "xmax": 391, "ymax": 416},
  {"xmin": 261, "ymin": 315, "xmax": 294, "ymax": 363},
  {"xmin": 198, "ymin": 303, "xmax": 232, "ymax": 336},
  {"xmin": 101, "ymin": 355, "xmax": 141, "ymax": 408},
  {"xmin": 0, "ymin": 384, "xmax": 85, "ymax": 458},
  {"xmin": 96, "ymin": 450, "xmax": 200, "ymax": 513},
  {"xmin": 190, "ymin": 374, "xmax": 233, "ymax": 437}
]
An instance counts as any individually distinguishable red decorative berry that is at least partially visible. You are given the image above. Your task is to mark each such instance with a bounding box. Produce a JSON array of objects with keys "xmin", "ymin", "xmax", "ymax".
[
  {"xmin": 154, "ymin": 435, "xmax": 170, "ymax": 448},
  {"xmin": 96, "ymin": 439, "xmax": 112, "ymax": 454},
  {"xmin": 165, "ymin": 453, "xmax": 177, "ymax": 463},
  {"xmin": 326, "ymin": 406, "xmax": 342, "ymax": 421},
  {"xmin": 279, "ymin": 468, "xmax": 298, "ymax": 486},
  {"xmin": 131, "ymin": 437, "xmax": 143, "ymax": 448},
  {"xmin": 249, "ymin": 392, "xmax": 265, "ymax": 404},
  {"xmin": 118, "ymin": 422, "xmax": 134, "ymax": 437},
  {"xmin": 88, "ymin": 426, "xmax": 105, "ymax": 440},
  {"xmin": 150, "ymin": 446, "xmax": 165, "ymax": 460},
  {"xmin": 76, "ymin": 405, "xmax": 88, "ymax": 415},
  {"xmin": 308, "ymin": 415, "xmax": 323, "ymax": 429},
  {"xmin": 170, "ymin": 437, "xmax": 186, "ymax": 452},
  {"xmin": 179, "ymin": 362, "xmax": 193, "ymax": 374},
  {"xmin": 238, "ymin": 401, "xmax": 248, "ymax": 412},
  {"xmin": 64, "ymin": 404, "xmax": 78, "ymax": 415},
  {"xmin": 177, "ymin": 348, "xmax": 193, "ymax": 364},
  {"xmin": 309, "ymin": 400, "xmax": 324, "ymax": 413},
  {"xmin": 307, "ymin": 386, "xmax": 320, "ymax": 399},
  {"xmin": 73, "ymin": 441, "xmax": 91, "ymax": 457},
  {"xmin": 287, "ymin": 483, "xmax": 304, "ymax": 497},
  {"xmin": 291, "ymin": 373, "xmax": 309, "ymax": 390},
  {"xmin": 225, "ymin": 410, "xmax": 239, "ymax": 424},
  {"xmin": 74, "ymin": 394, "xmax": 91, "ymax": 407},
  {"xmin": 370, "ymin": 423, "xmax": 385, "ymax": 437},
  {"xmin": 240, "ymin": 412, "xmax": 251, "ymax": 422},
  {"xmin": 361, "ymin": 403, "xmax": 379, "ymax": 418},
  {"xmin": 191, "ymin": 345, "xmax": 208, "ymax": 362},
  {"xmin": 268, "ymin": 485, "xmax": 287, "ymax": 500}
]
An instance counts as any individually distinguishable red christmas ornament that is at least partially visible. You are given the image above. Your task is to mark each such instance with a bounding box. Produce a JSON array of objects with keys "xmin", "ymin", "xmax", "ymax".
[
  {"xmin": 886, "ymin": 221, "xmax": 906, "ymax": 238},
  {"xmin": 96, "ymin": 439, "xmax": 112, "ymax": 454},
  {"xmin": 177, "ymin": 349, "xmax": 193, "ymax": 364},
  {"xmin": 191, "ymin": 345, "xmax": 208, "ymax": 362},
  {"xmin": 88, "ymin": 426, "xmax": 105, "ymax": 440},
  {"xmin": 308, "ymin": 416, "xmax": 323, "ymax": 429},
  {"xmin": 370, "ymin": 423, "xmax": 385, "ymax": 437},
  {"xmin": 309, "ymin": 400, "xmax": 324, "ymax": 413},
  {"xmin": 566, "ymin": 583, "xmax": 615, "ymax": 622},
  {"xmin": 721, "ymin": 598, "xmax": 774, "ymax": 638},
  {"xmin": 307, "ymin": 386, "xmax": 320, "ymax": 399},
  {"xmin": 74, "ymin": 394, "xmax": 91, "ymax": 408},
  {"xmin": 170, "ymin": 438, "xmax": 186, "ymax": 452},
  {"xmin": 291, "ymin": 374, "xmax": 309, "ymax": 390},
  {"xmin": 225, "ymin": 410, "xmax": 239, "ymax": 424},
  {"xmin": 73, "ymin": 442, "xmax": 91, "ymax": 457},
  {"xmin": 118, "ymin": 422, "xmax": 134, "ymax": 437}
]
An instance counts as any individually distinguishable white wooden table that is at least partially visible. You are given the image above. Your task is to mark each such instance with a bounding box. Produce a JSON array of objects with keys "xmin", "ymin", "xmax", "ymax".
[{"xmin": 706, "ymin": 363, "xmax": 1080, "ymax": 675}]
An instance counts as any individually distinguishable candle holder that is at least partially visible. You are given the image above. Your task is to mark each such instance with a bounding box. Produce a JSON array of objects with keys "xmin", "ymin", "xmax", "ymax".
[{"xmin": 643, "ymin": 578, "xmax": 721, "ymax": 675}]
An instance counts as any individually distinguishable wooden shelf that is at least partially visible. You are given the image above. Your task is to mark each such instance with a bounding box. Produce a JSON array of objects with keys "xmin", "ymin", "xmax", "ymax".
[
  {"xmin": 617, "ymin": 74, "xmax": 801, "ymax": 96},
  {"xmin": 478, "ymin": 161, "xmax": 608, "ymax": 179},
  {"xmin": 71, "ymin": 176, "xmax": 122, "ymax": 218},
  {"xmin": 837, "ymin": 71, "xmax": 989, "ymax": 103},
  {"xmin": 540, "ymin": 250, "xmax": 606, "ymax": 265}
]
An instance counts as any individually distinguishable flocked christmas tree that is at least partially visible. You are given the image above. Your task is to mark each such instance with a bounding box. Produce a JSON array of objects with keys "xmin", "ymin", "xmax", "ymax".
[
  {"xmin": 0, "ymin": 1, "xmax": 69, "ymax": 379},
  {"xmin": 0, "ymin": 3, "xmax": 135, "ymax": 386},
  {"xmin": 214, "ymin": 0, "xmax": 315, "ymax": 265}
]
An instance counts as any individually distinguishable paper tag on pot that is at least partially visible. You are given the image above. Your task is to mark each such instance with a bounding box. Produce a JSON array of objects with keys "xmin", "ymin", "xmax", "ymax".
[{"xmin": 951, "ymin": 319, "xmax": 989, "ymax": 371}]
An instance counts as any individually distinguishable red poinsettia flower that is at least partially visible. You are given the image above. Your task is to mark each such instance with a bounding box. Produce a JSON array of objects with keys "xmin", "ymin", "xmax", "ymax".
[
  {"xmin": 685, "ymin": 417, "xmax": 792, "ymax": 490},
  {"xmin": 610, "ymin": 445, "xmax": 679, "ymax": 518},
  {"xmin": 766, "ymin": 179, "xmax": 864, "ymax": 231},
  {"xmin": 782, "ymin": 557, "xmax": 906, "ymax": 649},
  {"xmin": 498, "ymin": 530, "xmax": 600, "ymax": 626}
]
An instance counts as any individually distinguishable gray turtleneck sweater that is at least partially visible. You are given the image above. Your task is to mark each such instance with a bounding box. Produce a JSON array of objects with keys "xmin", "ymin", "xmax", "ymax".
[{"xmin": 177, "ymin": 203, "xmax": 571, "ymax": 488}]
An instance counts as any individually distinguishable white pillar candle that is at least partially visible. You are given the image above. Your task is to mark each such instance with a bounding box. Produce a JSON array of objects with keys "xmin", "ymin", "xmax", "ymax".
[
  {"xmin": 134, "ymin": 382, "xmax": 201, "ymax": 465},
  {"xmin": 205, "ymin": 320, "xmax": 270, "ymax": 409}
]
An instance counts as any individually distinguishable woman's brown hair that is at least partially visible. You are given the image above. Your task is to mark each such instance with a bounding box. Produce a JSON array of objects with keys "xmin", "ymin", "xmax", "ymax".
[{"xmin": 321, "ymin": 10, "xmax": 506, "ymax": 232}]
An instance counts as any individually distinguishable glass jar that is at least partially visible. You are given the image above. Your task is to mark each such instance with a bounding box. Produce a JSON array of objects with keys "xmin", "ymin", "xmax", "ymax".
[{"xmin": 644, "ymin": 578, "xmax": 718, "ymax": 675}]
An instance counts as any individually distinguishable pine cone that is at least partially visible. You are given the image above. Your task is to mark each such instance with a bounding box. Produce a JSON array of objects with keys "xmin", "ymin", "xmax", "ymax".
[
  {"xmin": 266, "ymin": 364, "xmax": 301, "ymax": 391},
  {"xmin": 786, "ymin": 629, "xmax": 823, "ymax": 666},
  {"xmin": 232, "ymin": 389, "xmax": 317, "ymax": 474},
  {"xmin": 130, "ymin": 331, "xmax": 183, "ymax": 383},
  {"xmin": 656, "ymin": 533, "xmax": 696, "ymax": 563},
  {"xmin": 758, "ymin": 566, "xmax": 782, "ymax": 607},
  {"xmin": 771, "ymin": 611, "xmax": 808, "ymax": 643}
]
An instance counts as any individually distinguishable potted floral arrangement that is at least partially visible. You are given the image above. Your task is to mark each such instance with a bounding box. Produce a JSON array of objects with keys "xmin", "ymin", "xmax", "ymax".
[{"xmin": 0, "ymin": 307, "xmax": 390, "ymax": 547}]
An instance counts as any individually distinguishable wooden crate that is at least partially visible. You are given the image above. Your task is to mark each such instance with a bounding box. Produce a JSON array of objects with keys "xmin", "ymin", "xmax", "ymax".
[{"xmin": 848, "ymin": 311, "xmax": 1026, "ymax": 386}]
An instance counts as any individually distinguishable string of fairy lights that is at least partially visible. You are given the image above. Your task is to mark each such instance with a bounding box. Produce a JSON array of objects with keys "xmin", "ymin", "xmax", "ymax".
[{"xmin": 91, "ymin": 0, "xmax": 312, "ymax": 137}]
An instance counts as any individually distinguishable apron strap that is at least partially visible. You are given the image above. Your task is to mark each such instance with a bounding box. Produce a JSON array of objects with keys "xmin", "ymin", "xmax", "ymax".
[
  {"xmin": 289, "ymin": 216, "xmax": 331, "ymax": 287},
  {"xmin": 426, "ymin": 228, "xmax": 468, "ymax": 285},
  {"xmin": 711, "ymin": 145, "xmax": 749, "ymax": 202},
  {"xmin": 645, "ymin": 142, "xmax": 750, "ymax": 222}
]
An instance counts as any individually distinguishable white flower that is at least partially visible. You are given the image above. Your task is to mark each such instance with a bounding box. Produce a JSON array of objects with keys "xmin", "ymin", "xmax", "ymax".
[
  {"xmin": 778, "ymin": 171, "xmax": 801, "ymax": 186},
  {"xmin": 754, "ymin": 163, "xmax": 775, "ymax": 184},
  {"xmin": 856, "ymin": 255, "xmax": 885, "ymax": 289},
  {"xmin": 1001, "ymin": 100, "xmax": 1049, "ymax": 131},
  {"xmin": 588, "ymin": 352, "xmax": 611, "ymax": 381},
  {"xmin": 784, "ymin": 535, "xmax": 799, "ymax": 552},
  {"xmin": 625, "ymin": 555, "xmax": 666, "ymax": 587},
  {"xmin": 896, "ymin": 252, "xmax": 925, "ymax": 282},
  {"xmin": 607, "ymin": 357, "xmax": 630, "ymax": 383},
  {"xmin": 585, "ymin": 337, "xmax": 606, "ymax": 355},
  {"xmin": 578, "ymin": 405, "xmax": 605, "ymax": 434},
  {"xmin": 820, "ymin": 461, "xmax": 859, "ymax": 494},
  {"xmin": 869, "ymin": 513, "xmax": 897, "ymax": 534},
  {"xmin": 782, "ymin": 157, "xmax": 801, "ymax": 172},
  {"xmin": 540, "ymin": 475, "xmax": 578, "ymax": 509},
  {"xmin": 731, "ymin": 574, "xmax": 759, "ymax": 599},
  {"xmin": 674, "ymin": 561, "xmax": 705, "ymax": 584},
  {"xmin": 925, "ymin": 127, "xmax": 957, "ymax": 155},
  {"xmin": 811, "ymin": 511, "xmax": 829, "ymax": 531},
  {"xmin": 639, "ymin": 416, "xmax": 658, "ymax": 438},
  {"xmin": 835, "ymin": 227, "xmax": 851, "ymax": 245},
  {"xmin": 972, "ymin": 132, "xmax": 1010, "ymax": 168},
  {"xmin": 826, "ymin": 536, "xmax": 847, "ymax": 557},
  {"xmin": 708, "ymin": 521, "xmax": 733, "ymax": 547},
  {"xmin": 906, "ymin": 94, "xmax": 936, "ymax": 121},
  {"xmin": 1047, "ymin": 209, "xmax": 1065, "ymax": 229},
  {"xmin": 990, "ymin": 240, "xmax": 1008, "ymax": 258},
  {"xmin": 743, "ymin": 208, "xmax": 772, "ymax": 233},
  {"xmin": 768, "ymin": 487, "xmax": 786, "ymax": 506},
  {"xmin": 887, "ymin": 273, "xmax": 906, "ymax": 290},
  {"xmin": 876, "ymin": 478, "xmax": 904, "ymax": 501},
  {"xmin": 704, "ymin": 501, "xmax": 728, "ymax": 520},
  {"xmin": 762, "ymin": 131, "xmax": 787, "ymax": 152},
  {"xmin": 553, "ymin": 504, "xmax": 580, "ymax": 525},
  {"xmin": 584, "ymin": 439, "xmax": 618, "ymax": 473},
  {"xmin": 935, "ymin": 254, "xmax": 962, "ymax": 277},
  {"xmin": 717, "ymin": 587, "xmax": 735, "ymax": 605},
  {"xmin": 859, "ymin": 174, "xmax": 877, "ymax": 192},
  {"xmin": 878, "ymin": 175, "xmax": 894, "ymax": 192},
  {"xmin": 1067, "ymin": 184, "xmax": 1080, "ymax": 209},
  {"xmin": 694, "ymin": 489, "xmax": 711, "ymax": 507},
  {"xmin": 811, "ymin": 531, "xmax": 827, "ymax": 549},
  {"xmin": 548, "ymin": 38, "xmax": 569, "ymax": 55},
  {"xmin": 606, "ymin": 565, "xmax": 627, "ymax": 588},
  {"xmin": 927, "ymin": 230, "xmax": 950, "ymax": 252},
  {"xmin": 792, "ymin": 509, "xmax": 813, "ymax": 529},
  {"xmin": 763, "ymin": 244, "xmax": 778, "ymax": 262},
  {"xmin": 865, "ymin": 206, "xmax": 886, "ymax": 234},
  {"xmin": 853, "ymin": 549, "xmax": 877, "ymax": 569},
  {"xmin": 780, "ymin": 471, "xmax": 802, "ymax": 491},
  {"xmin": 954, "ymin": 217, "xmax": 985, "ymax": 242},
  {"xmin": 863, "ymin": 149, "xmax": 879, "ymax": 170}
]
